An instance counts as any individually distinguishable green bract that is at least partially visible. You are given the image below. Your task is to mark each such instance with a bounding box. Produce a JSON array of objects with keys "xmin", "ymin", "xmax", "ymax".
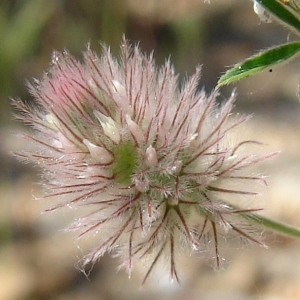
[{"xmin": 111, "ymin": 140, "xmax": 138, "ymax": 184}]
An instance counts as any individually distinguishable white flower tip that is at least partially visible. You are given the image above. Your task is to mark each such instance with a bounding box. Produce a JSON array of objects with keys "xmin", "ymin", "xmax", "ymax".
[
  {"xmin": 134, "ymin": 178, "xmax": 149, "ymax": 193},
  {"xmin": 125, "ymin": 114, "xmax": 145, "ymax": 143},
  {"xmin": 57, "ymin": 132, "xmax": 78, "ymax": 152},
  {"xmin": 45, "ymin": 114, "xmax": 55, "ymax": 124},
  {"xmin": 112, "ymin": 80, "xmax": 126, "ymax": 96},
  {"xmin": 171, "ymin": 160, "xmax": 182, "ymax": 175},
  {"xmin": 190, "ymin": 133, "xmax": 198, "ymax": 141},
  {"xmin": 228, "ymin": 154, "xmax": 237, "ymax": 161},
  {"xmin": 94, "ymin": 110, "xmax": 121, "ymax": 143},
  {"xmin": 79, "ymin": 166, "xmax": 110, "ymax": 178},
  {"xmin": 145, "ymin": 145, "xmax": 158, "ymax": 167},
  {"xmin": 45, "ymin": 114, "xmax": 60, "ymax": 130},
  {"xmin": 88, "ymin": 78, "xmax": 96, "ymax": 88},
  {"xmin": 187, "ymin": 133, "xmax": 198, "ymax": 148},
  {"xmin": 83, "ymin": 139, "xmax": 113, "ymax": 163},
  {"xmin": 88, "ymin": 78, "xmax": 102, "ymax": 98}
]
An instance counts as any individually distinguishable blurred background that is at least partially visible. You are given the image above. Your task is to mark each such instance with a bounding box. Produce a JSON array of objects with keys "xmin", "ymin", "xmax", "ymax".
[{"xmin": 1, "ymin": 0, "xmax": 300, "ymax": 299}]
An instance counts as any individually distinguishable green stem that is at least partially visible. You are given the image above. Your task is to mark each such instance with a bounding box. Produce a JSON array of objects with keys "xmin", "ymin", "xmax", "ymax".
[{"xmin": 242, "ymin": 213, "xmax": 300, "ymax": 238}]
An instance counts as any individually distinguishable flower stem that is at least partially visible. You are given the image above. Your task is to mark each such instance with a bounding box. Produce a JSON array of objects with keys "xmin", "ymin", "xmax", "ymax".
[{"xmin": 243, "ymin": 212, "xmax": 300, "ymax": 238}]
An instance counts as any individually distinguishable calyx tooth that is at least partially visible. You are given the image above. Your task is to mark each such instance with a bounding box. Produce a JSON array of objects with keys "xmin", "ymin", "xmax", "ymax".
[
  {"xmin": 83, "ymin": 139, "xmax": 113, "ymax": 163},
  {"xmin": 145, "ymin": 145, "xmax": 158, "ymax": 167},
  {"xmin": 125, "ymin": 114, "xmax": 145, "ymax": 143},
  {"xmin": 94, "ymin": 110, "xmax": 120, "ymax": 143}
]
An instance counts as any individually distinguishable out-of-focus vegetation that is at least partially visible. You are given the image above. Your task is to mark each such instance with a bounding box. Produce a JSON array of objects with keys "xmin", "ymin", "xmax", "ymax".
[{"xmin": 0, "ymin": 0, "xmax": 210, "ymax": 125}]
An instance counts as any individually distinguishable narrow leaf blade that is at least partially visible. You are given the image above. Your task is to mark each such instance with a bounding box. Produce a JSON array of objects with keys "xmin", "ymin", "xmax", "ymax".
[
  {"xmin": 218, "ymin": 41, "xmax": 300, "ymax": 87},
  {"xmin": 257, "ymin": 0, "xmax": 300, "ymax": 32}
]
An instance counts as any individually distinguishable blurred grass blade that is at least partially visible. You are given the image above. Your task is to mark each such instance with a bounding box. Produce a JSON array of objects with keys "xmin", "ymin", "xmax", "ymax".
[
  {"xmin": 256, "ymin": 0, "xmax": 300, "ymax": 32},
  {"xmin": 218, "ymin": 41, "xmax": 300, "ymax": 87},
  {"xmin": 1, "ymin": 0, "xmax": 58, "ymax": 63}
]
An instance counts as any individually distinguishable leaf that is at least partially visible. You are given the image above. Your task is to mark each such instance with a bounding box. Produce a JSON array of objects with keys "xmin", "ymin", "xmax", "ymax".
[
  {"xmin": 218, "ymin": 41, "xmax": 300, "ymax": 87},
  {"xmin": 256, "ymin": 0, "xmax": 300, "ymax": 33}
]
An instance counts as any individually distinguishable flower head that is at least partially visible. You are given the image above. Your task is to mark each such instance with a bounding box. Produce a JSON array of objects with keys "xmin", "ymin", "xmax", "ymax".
[{"xmin": 14, "ymin": 38, "xmax": 274, "ymax": 283}]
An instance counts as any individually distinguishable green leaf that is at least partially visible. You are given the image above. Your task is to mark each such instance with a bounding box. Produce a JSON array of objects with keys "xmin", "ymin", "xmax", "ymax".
[
  {"xmin": 243, "ymin": 212, "xmax": 300, "ymax": 239},
  {"xmin": 256, "ymin": 0, "xmax": 300, "ymax": 32},
  {"xmin": 218, "ymin": 41, "xmax": 300, "ymax": 87}
]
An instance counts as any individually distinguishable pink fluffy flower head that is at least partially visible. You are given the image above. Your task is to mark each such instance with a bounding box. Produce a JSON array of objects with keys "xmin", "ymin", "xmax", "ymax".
[{"xmin": 14, "ymin": 38, "xmax": 274, "ymax": 283}]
